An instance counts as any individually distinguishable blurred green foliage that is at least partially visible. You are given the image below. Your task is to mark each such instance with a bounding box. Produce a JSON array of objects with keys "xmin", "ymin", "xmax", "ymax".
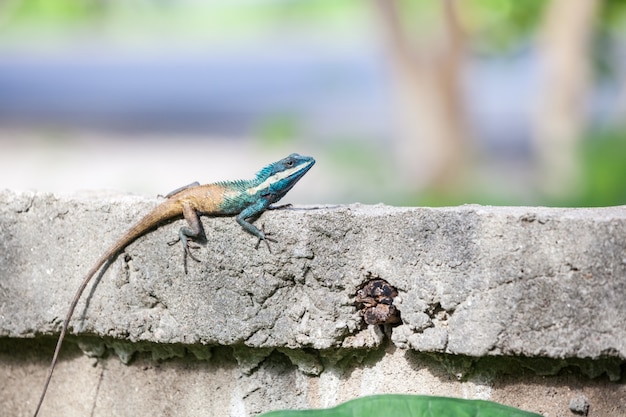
[
  {"xmin": 3, "ymin": 0, "xmax": 626, "ymax": 50},
  {"xmin": 9, "ymin": 0, "xmax": 101, "ymax": 23},
  {"xmin": 257, "ymin": 114, "xmax": 302, "ymax": 149},
  {"xmin": 416, "ymin": 130, "xmax": 626, "ymax": 208},
  {"xmin": 572, "ymin": 130, "xmax": 626, "ymax": 207},
  {"xmin": 601, "ymin": 0, "xmax": 626, "ymax": 30},
  {"xmin": 325, "ymin": 139, "xmax": 394, "ymax": 193},
  {"xmin": 462, "ymin": 0, "xmax": 546, "ymax": 52},
  {"xmin": 5, "ymin": 0, "xmax": 609, "ymax": 51},
  {"xmin": 0, "ymin": 0, "xmax": 369, "ymax": 41}
]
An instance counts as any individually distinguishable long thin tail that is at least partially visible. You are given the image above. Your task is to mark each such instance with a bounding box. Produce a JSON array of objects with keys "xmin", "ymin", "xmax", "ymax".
[
  {"xmin": 32, "ymin": 200, "xmax": 182, "ymax": 416},
  {"xmin": 32, "ymin": 255, "xmax": 109, "ymax": 417}
]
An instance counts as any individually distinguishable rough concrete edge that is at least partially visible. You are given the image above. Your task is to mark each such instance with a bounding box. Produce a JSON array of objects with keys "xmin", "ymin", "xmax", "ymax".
[{"xmin": 1, "ymin": 190, "xmax": 625, "ymax": 382}]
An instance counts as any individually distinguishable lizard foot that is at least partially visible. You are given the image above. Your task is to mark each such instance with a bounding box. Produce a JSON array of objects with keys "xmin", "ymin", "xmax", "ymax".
[
  {"xmin": 182, "ymin": 244, "xmax": 201, "ymax": 274},
  {"xmin": 255, "ymin": 223, "xmax": 277, "ymax": 252},
  {"xmin": 168, "ymin": 237, "xmax": 201, "ymax": 274},
  {"xmin": 184, "ymin": 242, "xmax": 202, "ymax": 261}
]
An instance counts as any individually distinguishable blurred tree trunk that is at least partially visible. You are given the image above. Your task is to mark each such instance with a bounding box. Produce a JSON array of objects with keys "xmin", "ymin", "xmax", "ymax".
[
  {"xmin": 533, "ymin": 0, "xmax": 599, "ymax": 201},
  {"xmin": 373, "ymin": 0, "xmax": 468, "ymax": 192}
]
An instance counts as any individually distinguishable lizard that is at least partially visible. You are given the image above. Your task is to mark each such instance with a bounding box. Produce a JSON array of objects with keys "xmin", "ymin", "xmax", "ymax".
[{"xmin": 32, "ymin": 153, "xmax": 315, "ymax": 417}]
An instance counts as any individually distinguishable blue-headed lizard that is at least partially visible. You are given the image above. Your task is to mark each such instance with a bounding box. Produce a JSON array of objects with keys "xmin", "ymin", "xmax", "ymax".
[{"xmin": 33, "ymin": 153, "xmax": 315, "ymax": 416}]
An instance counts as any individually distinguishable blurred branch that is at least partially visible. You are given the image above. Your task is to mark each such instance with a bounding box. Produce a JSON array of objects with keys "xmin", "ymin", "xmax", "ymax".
[
  {"xmin": 374, "ymin": 0, "xmax": 469, "ymax": 191},
  {"xmin": 532, "ymin": 0, "xmax": 599, "ymax": 200},
  {"xmin": 0, "ymin": 0, "xmax": 21, "ymax": 28}
]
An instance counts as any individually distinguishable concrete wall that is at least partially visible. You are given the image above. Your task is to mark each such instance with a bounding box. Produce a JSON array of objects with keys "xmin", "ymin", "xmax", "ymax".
[{"xmin": 1, "ymin": 190, "xmax": 624, "ymax": 416}]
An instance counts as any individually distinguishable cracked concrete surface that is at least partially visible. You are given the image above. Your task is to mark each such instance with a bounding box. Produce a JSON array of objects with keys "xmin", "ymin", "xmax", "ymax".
[{"xmin": 1, "ymin": 190, "xmax": 625, "ymax": 416}]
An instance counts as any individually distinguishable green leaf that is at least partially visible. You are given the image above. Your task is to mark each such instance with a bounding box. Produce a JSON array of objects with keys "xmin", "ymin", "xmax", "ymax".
[{"xmin": 259, "ymin": 394, "xmax": 543, "ymax": 417}]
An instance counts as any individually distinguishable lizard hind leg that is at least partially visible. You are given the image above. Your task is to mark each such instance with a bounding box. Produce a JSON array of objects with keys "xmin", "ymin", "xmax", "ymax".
[{"xmin": 168, "ymin": 202, "xmax": 205, "ymax": 274}]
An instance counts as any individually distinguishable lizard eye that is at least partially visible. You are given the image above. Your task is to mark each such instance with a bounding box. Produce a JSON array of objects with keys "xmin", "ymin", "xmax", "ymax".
[{"xmin": 285, "ymin": 159, "xmax": 294, "ymax": 167}]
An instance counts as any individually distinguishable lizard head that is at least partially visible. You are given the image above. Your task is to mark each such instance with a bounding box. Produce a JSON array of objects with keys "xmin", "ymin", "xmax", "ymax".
[{"xmin": 255, "ymin": 153, "xmax": 315, "ymax": 202}]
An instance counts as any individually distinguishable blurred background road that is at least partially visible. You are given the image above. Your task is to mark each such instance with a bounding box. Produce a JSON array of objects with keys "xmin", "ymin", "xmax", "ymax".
[{"xmin": 0, "ymin": 0, "xmax": 624, "ymax": 206}]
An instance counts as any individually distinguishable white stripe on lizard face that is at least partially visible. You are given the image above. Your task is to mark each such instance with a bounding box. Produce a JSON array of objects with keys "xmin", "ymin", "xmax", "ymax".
[{"xmin": 246, "ymin": 163, "xmax": 308, "ymax": 196}]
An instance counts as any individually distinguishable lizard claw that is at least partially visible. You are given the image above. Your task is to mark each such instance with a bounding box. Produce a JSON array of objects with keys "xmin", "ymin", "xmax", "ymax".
[
  {"xmin": 268, "ymin": 203, "xmax": 293, "ymax": 210},
  {"xmin": 182, "ymin": 242, "xmax": 201, "ymax": 274},
  {"xmin": 185, "ymin": 243, "xmax": 202, "ymax": 261},
  {"xmin": 255, "ymin": 223, "xmax": 277, "ymax": 252},
  {"xmin": 169, "ymin": 237, "xmax": 201, "ymax": 274}
]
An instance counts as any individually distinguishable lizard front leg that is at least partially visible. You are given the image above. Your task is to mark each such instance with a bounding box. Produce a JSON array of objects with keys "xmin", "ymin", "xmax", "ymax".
[{"xmin": 236, "ymin": 198, "xmax": 277, "ymax": 250}]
